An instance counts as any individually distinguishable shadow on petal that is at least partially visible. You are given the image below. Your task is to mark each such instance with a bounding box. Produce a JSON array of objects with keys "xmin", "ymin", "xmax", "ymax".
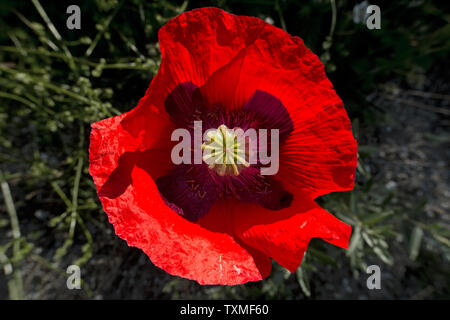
[{"xmin": 98, "ymin": 149, "xmax": 173, "ymax": 199}]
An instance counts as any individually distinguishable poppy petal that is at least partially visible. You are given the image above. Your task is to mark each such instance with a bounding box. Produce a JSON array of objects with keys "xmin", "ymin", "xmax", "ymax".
[
  {"xmin": 242, "ymin": 90, "xmax": 293, "ymax": 142},
  {"xmin": 278, "ymin": 103, "xmax": 357, "ymax": 199},
  {"xmin": 255, "ymin": 177, "xmax": 293, "ymax": 211},
  {"xmin": 155, "ymin": 164, "xmax": 218, "ymax": 221},
  {"xmin": 130, "ymin": 166, "xmax": 271, "ymax": 285},
  {"xmin": 89, "ymin": 103, "xmax": 174, "ymax": 191},
  {"xmin": 90, "ymin": 110, "xmax": 271, "ymax": 284},
  {"xmin": 158, "ymin": 7, "xmax": 265, "ymax": 88},
  {"xmin": 159, "ymin": 8, "xmax": 356, "ymax": 198},
  {"xmin": 204, "ymin": 35, "xmax": 356, "ymax": 198},
  {"xmin": 233, "ymin": 192, "xmax": 351, "ymax": 272},
  {"xmin": 164, "ymin": 82, "xmax": 201, "ymax": 128}
]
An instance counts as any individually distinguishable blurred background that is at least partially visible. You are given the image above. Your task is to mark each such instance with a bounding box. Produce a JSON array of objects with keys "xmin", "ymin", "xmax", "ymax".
[{"xmin": 0, "ymin": 0, "xmax": 448, "ymax": 299}]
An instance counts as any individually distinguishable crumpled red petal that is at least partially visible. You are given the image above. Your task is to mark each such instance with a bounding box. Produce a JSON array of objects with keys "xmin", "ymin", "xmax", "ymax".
[
  {"xmin": 186, "ymin": 16, "xmax": 357, "ymax": 198},
  {"xmin": 90, "ymin": 112, "xmax": 271, "ymax": 285},
  {"xmin": 159, "ymin": 6, "xmax": 356, "ymax": 197},
  {"xmin": 127, "ymin": 166, "xmax": 271, "ymax": 285},
  {"xmin": 232, "ymin": 191, "xmax": 351, "ymax": 272},
  {"xmin": 158, "ymin": 7, "xmax": 265, "ymax": 90}
]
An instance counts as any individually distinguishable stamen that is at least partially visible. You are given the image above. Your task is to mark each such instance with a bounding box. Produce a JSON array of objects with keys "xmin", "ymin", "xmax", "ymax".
[{"xmin": 202, "ymin": 124, "xmax": 249, "ymax": 176}]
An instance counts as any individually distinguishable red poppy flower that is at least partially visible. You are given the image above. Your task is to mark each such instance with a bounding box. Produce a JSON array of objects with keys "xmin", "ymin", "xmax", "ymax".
[{"xmin": 89, "ymin": 7, "xmax": 357, "ymax": 285}]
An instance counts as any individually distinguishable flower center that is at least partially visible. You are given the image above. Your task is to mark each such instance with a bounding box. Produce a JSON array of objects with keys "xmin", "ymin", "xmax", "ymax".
[{"xmin": 202, "ymin": 124, "xmax": 249, "ymax": 176}]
